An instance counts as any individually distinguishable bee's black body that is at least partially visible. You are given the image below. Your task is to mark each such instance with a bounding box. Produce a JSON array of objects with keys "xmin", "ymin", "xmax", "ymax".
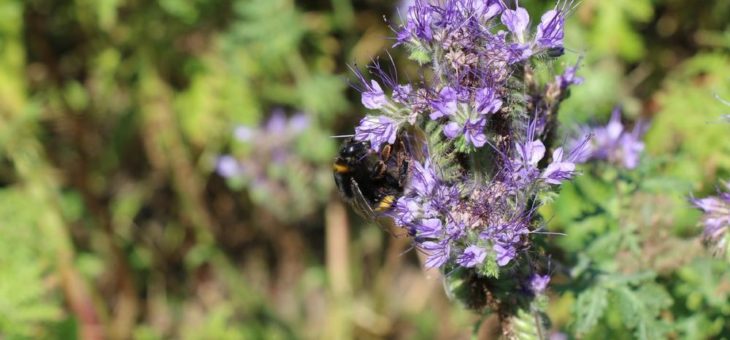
[{"xmin": 333, "ymin": 137, "xmax": 410, "ymax": 219}]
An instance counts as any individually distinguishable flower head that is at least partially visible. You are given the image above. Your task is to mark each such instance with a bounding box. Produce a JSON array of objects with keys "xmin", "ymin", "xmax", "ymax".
[
  {"xmin": 579, "ymin": 108, "xmax": 646, "ymax": 169},
  {"xmin": 692, "ymin": 182, "xmax": 730, "ymax": 255},
  {"xmin": 351, "ymin": 0, "xmax": 586, "ymax": 282}
]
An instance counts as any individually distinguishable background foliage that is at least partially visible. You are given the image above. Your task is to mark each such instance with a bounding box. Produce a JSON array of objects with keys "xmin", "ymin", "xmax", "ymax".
[{"xmin": 0, "ymin": 0, "xmax": 728, "ymax": 339}]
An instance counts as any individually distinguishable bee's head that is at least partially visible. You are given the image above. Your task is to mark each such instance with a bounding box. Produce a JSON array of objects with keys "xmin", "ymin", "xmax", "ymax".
[{"xmin": 338, "ymin": 139, "xmax": 370, "ymax": 161}]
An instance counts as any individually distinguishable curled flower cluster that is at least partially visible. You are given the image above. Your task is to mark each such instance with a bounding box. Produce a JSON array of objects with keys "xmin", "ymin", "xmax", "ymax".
[
  {"xmin": 217, "ymin": 110, "xmax": 331, "ymax": 220},
  {"xmin": 355, "ymin": 0, "xmax": 577, "ymax": 151},
  {"xmin": 691, "ymin": 182, "xmax": 730, "ymax": 256},
  {"xmin": 574, "ymin": 108, "xmax": 647, "ymax": 169},
  {"xmin": 350, "ymin": 0, "xmax": 584, "ymax": 292}
]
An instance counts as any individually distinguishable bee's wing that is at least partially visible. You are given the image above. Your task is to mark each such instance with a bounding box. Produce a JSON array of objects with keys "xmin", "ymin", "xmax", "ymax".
[
  {"xmin": 349, "ymin": 178, "xmax": 405, "ymax": 237},
  {"xmin": 349, "ymin": 178, "xmax": 377, "ymax": 220},
  {"xmin": 400, "ymin": 125, "xmax": 428, "ymax": 163}
]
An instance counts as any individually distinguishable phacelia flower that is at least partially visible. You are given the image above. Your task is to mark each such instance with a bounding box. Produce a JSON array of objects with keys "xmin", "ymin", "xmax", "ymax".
[
  {"xmin": 501, "ymin": 7, "xmax": 530, "ymax": 43},
  {"xmin": 362, "ymin": 80, "xmax": 389, "ymax": 110},
  {"xmin": 218, "ymin": 111, "xmax": 328, "ymax": 221},
  {"xmin": 348, "ymin": 1, "xmax": 586, "ymax": 301},
  {"xmin": 423, "ymin": 239, "xmax": 450, "ymax": 268},
  {"xmin": 541, "ymin": 138, "xmax": 589, "ymax": 185},
  {"xmin": 457, "ymin": 245, "xmax": 488, "ymax": 268},
  {"xmin": 578, "ymin": 108, "xmax": 646, "ymax": 169},
  {"xmin": 692, "ymin": 182, "xmax": 730, "ymax": 256},
  {"xmin": 555, "ymin": 65, "xmax": 583, "ymax": 90},
  {"xmin": 475, "ymin": 86, "xmax": 503, "ymax": 115},
  {"xmin": 430, "ymin": 86, "xmax": 459, "ymax": 119},
  {"xmin": 354, "ymin": 115, "xmax": 398, "ymax": 151},
  {"xmin": 528, "ymin": 273, "xmax": 551, "ymax": 295},
  {"xmin": 444, "ymin": 117, "xmax": 488, "ymax": 147},
  {"xmin": 535, "ymin": 9, "xmax": 564, "ymax": 50}
]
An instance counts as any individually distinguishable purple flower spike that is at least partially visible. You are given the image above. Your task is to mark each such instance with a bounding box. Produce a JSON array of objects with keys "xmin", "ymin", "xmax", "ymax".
[
  {"xmin": 541, "ymin": 137, "xmax": 591, "ymax": 186},
  {"xmin": 411, "ymin": 159, "xmax": 438, "ymax": 196},
  {"xmin": 393, "ymin": 84, "xmax": 412, "ymax": 104},
  {"xmin": 535, "ymin": 9, "xmax": 564, "ymax": 49},
  {"xmin": 430, "ymin": 87, "xmax": 459, "ymax": 120},
  {"xmin": 354, "ymin": 115, "xmax": 398, "ymax": 151},
  {"xmin": 362, "ymin": 80, "xmax": 389, "ymax": 109},
  {"xmin": 457, "ymin": 245, "xmax": 487, "ymax": 268},
  {"xmin": 288, "ymin": 113, "xmax": 311, "ymax": 133},
  {"xmin": 501, "ymin": 7, "xmax": 530, "ymax": 41},
  {"xmin": 482, "ymin": 2, "xmax": 504, "ymax": 20}
]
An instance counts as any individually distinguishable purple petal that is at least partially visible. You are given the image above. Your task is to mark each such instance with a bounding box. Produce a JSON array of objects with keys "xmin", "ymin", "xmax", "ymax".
[
  {"xmin": 501, "ymin": 7, "xmax": 530, "ymax": 40},
  {"xmin": 494, "ymin": 243, "xmax": 515, "ymax": 266},
  {"xmin": 456, "ymin": 245, "xmax": 487, "ymax": 268},
  {"xmin": 536, "ymin": 9, "xmax": 564, "ymax": 49},
  {"xmin": 475, "ymin": 87, "xmax": 503, "ymax": 115},
  {"xmin": 422, "ymin": 240, "xmax": 450, "ymax": 268},
  {"xmin": 443, "ymin": 121, "xmax": 462, "ymax": 139},
  {"xmin": 430, "ymin": 87, "xmax": 458, "ymax": 120},
  {"xmin": 362, "ymin": 80, "xmax": 388, "ymax": 110}
]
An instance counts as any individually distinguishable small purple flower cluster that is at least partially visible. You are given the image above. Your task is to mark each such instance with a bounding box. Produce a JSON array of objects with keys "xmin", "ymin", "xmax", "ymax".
[
  {"xmin": 575, "ymin": 108, "xmax": 646, "ymax": 169},
  {"xmin": 217, "ymin": 110, "xmax": 310, "ymax": 179},
  {"xmin": 349, "ymin": 0, "xmax": 584, "ymax": 280},
  {"xmin": 217, "ymin": 110, "xmax": 329, "ymax": 220},
  {"xmin": 691, "ymin": 182, "xmax": 730, "ymax": 256}
]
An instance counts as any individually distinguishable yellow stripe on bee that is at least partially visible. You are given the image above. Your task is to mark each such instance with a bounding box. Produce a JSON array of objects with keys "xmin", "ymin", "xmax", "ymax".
[
  {"xmin": 333, "ymin": 163, "xmax": 350, "ymax": 173},
  {"xmin": 375, "ymin": 195, "xmax": 396, "ymax": 211}
]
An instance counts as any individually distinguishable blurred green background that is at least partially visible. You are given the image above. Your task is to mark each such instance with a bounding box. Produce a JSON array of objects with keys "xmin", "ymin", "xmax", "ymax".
[{"xmin": 0, "ymin": 0, "xmax": 729, "ymax": 339}]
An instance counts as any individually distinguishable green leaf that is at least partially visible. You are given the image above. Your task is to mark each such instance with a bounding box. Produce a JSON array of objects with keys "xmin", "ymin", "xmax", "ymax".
[
  {"xmin": 574, "ymin": 286, "xmax": 609, "ymax": 335},
  {"xmin": 611, "ymin": 283, "xmax": 672, "ymax": 340}
]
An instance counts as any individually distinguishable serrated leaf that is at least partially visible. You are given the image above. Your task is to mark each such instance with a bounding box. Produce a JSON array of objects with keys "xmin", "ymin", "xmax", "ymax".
[
  {"xmin": 611, "ymin": 284, "xmax": 671, "ymax": 340},
  {"xmin": 574, "ymin": 286, "xmax": 608, "ymax": 335}
]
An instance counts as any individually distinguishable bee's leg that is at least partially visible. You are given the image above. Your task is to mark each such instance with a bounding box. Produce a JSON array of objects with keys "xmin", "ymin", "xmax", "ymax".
[
  {"xmin": 381, "ymin": 144, "xmax": 392, "ymax": 162},
  {"xmin": 398, "ymin": 159, "xmax": 409, "ymax": 189},
  {"xmin": 371, "ymin": 160, "xmax": 387, "ymax": 179}
]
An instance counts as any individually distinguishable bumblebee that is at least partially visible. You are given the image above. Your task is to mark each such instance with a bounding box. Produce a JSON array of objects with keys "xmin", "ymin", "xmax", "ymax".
[{"xmin": 333, "ymin": 136, "xmax": 412, "ymax": 220}]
